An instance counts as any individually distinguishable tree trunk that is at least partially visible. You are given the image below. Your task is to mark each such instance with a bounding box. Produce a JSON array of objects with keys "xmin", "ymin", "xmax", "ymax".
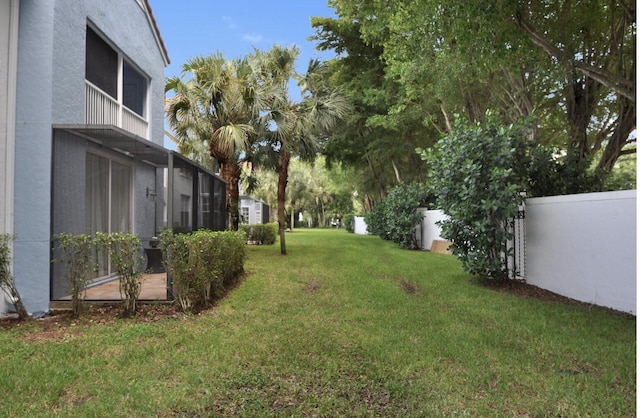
[
  {"xmin": 597, "ymin": 96, "xmax": 636, "ymax": 172},
  {"xmin": 219, "ymin": 159, "xmax": 242, "ymax": 231},
  {"xmin": 277, "ymin": 151, "xmax": 290, "ymax": 255},
  {"xmin": 290, "ymin": 201, "xmax": 296, "ymax": 233}
]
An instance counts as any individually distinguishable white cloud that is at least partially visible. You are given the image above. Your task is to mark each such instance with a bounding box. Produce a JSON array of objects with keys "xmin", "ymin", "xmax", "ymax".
[
  {"xmin": 242, "ymin": 33, "xmax": 264, "ymax": 43},
  {"xmin": 221, "ymin": 16, "xmax": 237, "ymax": 29}
]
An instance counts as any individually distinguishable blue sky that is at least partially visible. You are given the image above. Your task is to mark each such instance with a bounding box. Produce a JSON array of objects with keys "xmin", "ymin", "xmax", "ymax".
[{"xmin": 150, "ymin": 0, "xmax": 337, "ymax": 88}]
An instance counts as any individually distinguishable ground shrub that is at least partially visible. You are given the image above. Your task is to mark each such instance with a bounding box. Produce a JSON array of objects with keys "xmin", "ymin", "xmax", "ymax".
[
  {"xmin": 240, "ymin": 223, "xmax": 278, "ymax": 245},
  {"xmin": 53, "ymin": 233, "xmax": 95, "ymax": 318},
  {"xmin": 365, "ymin": 182, "xmax": 432, "ymax": 249},
  {"xmin": 160, "ymin": 229, "xmax": 247, "ymax": 312},
  {"xmin": 96, "ymin": 232, "xmax": 145, "ymax": 317},
  {"xmin": 0, "ymin": 234, "xmax": 28, "ymax": 319},
  {"xmin": 343, "ymin": 214, "xmax": 355, "ymax": 233}
]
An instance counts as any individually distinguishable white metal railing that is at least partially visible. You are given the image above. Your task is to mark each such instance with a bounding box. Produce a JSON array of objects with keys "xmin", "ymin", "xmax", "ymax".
[
  {"xmin": 122, "ymin": 106, "xmax": 149, "ymax": 138},
  {"xmin": 85, "ymin": 80, "xmax": 148, "ymax": 139}
]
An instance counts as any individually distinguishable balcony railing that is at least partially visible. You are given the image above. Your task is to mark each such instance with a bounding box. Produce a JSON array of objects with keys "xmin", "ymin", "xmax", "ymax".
[{"xmin": 85, "ymin": 80, "xmax": 149, "ymax": 139}]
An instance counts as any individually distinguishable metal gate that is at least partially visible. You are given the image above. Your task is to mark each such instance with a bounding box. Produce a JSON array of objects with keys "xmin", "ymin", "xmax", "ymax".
[{"xmin": 506, "ymin": 209, "xmax": 526, "ymax": 279}]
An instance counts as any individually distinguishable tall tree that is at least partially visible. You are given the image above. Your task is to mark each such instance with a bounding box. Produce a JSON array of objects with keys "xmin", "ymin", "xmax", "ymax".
[
  {"xmin": 316, "ymin": 0, "xmax": 635, "ymax": 182},
  {"xmin": 165, "ymin": 54, "xmax": 266, "ymax": 230},
  {"xmin": 249, "ymin": 47, "xmax": 350, "ymax": 254}
]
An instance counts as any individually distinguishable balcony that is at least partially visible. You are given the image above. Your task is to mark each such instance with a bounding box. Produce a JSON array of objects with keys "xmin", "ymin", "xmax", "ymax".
[{"xmin": 85, "ymin": 80, "xmax": 149, "ymax": 139}]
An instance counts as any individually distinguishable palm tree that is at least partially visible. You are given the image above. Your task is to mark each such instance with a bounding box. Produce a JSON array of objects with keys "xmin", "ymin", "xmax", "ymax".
[
  {"xmin": 165, "ymin": 53, "xmax": 266, "ymax": 230},
  {"xmin": 250, "ymin": 48, "xmax": 350, "ymax": 254}
]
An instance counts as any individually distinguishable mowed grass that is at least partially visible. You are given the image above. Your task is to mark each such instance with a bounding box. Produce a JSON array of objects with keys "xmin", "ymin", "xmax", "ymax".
[{"xmin": 0, "ymin": 229, "xmax": 635, "ymax": 417}]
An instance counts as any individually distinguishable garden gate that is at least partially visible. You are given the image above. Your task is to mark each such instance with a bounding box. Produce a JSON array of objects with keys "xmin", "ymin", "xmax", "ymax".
[{"xmin": 507, "ymin": 209, "xmax": 526, "ymax": 279}]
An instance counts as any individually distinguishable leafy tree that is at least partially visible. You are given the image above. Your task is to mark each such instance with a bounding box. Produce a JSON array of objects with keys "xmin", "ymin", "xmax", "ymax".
[
  {"xmin": 314, "ymin": 0, "xmax": 635, "ymax": 193},
  {"xmin": 423, "ymin": 114, "xmax": 530, "ymax": 279}
]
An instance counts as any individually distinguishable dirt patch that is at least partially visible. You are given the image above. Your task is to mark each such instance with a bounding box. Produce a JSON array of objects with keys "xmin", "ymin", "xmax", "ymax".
[
  {"xmin": 475, "ymin": 278, "xmax": 635, "ymax": 319},
  {"xmin": 302, "ymin": 279, "xmax": 322, "ymax": 293},
  {"xmin": 399, "ymin": 279, "xmax": 420, "ymax": 296},
  {"xmin": 0, "ymin": 303, "xmax": 186, "ymax": 341}
]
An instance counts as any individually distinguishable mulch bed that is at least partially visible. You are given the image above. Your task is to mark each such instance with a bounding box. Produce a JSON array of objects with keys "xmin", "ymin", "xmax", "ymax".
[{"xmin": 475, "ymin": 278, "xmax": 635, "ymax": 319}]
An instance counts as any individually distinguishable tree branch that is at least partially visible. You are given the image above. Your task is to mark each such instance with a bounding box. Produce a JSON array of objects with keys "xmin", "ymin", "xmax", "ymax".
[{"xmin": 514, "ymin": 13, "xmax": 635, "ymax": 102}]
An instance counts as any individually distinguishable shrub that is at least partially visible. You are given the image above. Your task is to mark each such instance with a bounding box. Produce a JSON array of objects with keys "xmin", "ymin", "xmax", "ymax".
[
  {"xmin": 54, "ymin": 233, "xmax": 95, "ymax": 318},
  {"xmin": 0, "ymin": 234, "xmax": 28, "ymax": 319},
  {"xmin": 422, "ymin": 114, "xmax": 529, "ymax": 279},
  {"xmin": 160, "ymin": 229, "xmax": 247, "ymax": 312},
  {"xmin": 96, "ymin": 232, "xmax": 144, "ymax": 317},
  {"xmin": 343, "ymin": 214, "xmax": 355, "ymax": 233},
  {"xmin": 364, "ymin": 182, "xmax": 432, "ymax": 249},
  {"xmin": 240, "ymin": 223, "xmax": 278, "ymax": 245}
]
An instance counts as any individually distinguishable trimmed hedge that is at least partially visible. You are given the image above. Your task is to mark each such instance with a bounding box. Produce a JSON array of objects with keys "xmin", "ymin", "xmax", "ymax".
[
  {"xmin": 240, "ymin": 223, "xmax": 278, "ymax": 245},
  {"xmin": 160, "ymin": 229, "xmax": 247, "ymax": 312}
]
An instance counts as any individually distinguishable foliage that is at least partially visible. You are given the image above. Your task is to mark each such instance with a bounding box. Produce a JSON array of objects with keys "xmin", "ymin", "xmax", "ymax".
[
  {"xmin": 364, "ymin": 182, "xmax": 432, "ymax": 249},
  {"xmin": 527, "ymin": 146, "xmax": 605, "ymax": 197},
  {"xmin": 0, "ymin": 234, "xmax": 28, "ymax": 319},
  {"xmin": 160, "ymin": 229, "xmax": 247, "ymax": 312},
  {"xmin": 423, "ymin": 115, "xmax": 530, "ymax": 278},
  {"xmin": 53, "ymin": 233, "xmax": 95, "ymax": 318},
  {"xmin": 343, "ymin": 214, "xmax": 355, "ymax": 233},
  {"xmin": 95, "ymin": 232, "xmax": 144, "ymax": 317},
  {"xmin": 313, "ymin": 0, "xmax": 635, "ymax": 199},
  {"xmin": 240, "ymin": 223, "xmax": 278, "ymax": 245}
]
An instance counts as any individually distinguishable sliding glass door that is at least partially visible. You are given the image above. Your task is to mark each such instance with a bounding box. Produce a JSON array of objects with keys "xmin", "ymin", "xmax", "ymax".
[{"xmin": 86, "ymin": 152, "xmax": 132, "ymax": 278}]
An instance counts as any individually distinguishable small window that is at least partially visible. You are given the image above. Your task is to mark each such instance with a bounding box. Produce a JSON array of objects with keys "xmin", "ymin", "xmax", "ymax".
[
  {"xmin": 85, "ymin": 27, "xmax": 118, "ymax": 98},
  {"xmin": 123, "ymin": 61, "xmax": 147, "ymax": 117}
]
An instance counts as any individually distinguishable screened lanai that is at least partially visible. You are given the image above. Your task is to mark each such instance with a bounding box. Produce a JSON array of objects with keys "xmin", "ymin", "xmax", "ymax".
[{"xmin": 50, "ymin": 125, "xmax": 226, "ymax": 302}]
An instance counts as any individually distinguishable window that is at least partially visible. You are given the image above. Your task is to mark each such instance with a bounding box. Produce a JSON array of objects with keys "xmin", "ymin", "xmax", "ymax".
[
  {"xmin": 241, "ymin": 207, "xmax": 249, "ymax": 224},
  {"xmin": 123, "ymin": 61, "xmax": 147, "ymax": 117},
  {"xmin": 180, "ymin": 194, "xmax": 191, "ymax": 227},
  {"xmin": 255, "ymin": 201, "xmax": 262, "ymax": 224},
  {"xmin": 86, "ymin": 152, "xmax": 132, "ymax": 278},
  {"xmin": 85, "ymin": 26, "xmax": 148, "ymax": 118},
  {"xmin": 85, "ymin": 27, "xmax": 118, "ymax": 98}
]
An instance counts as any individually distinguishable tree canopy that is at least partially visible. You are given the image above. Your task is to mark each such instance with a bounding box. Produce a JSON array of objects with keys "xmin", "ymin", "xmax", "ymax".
[{"xmin": 312, "ymin": 0, "xmax": 636, "ymax": 198}]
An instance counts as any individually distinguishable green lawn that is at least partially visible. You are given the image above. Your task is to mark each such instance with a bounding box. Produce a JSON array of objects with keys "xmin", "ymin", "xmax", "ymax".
[{"xmin": 0, "ymin": 229, "xmax": 635, "ymax": 416}]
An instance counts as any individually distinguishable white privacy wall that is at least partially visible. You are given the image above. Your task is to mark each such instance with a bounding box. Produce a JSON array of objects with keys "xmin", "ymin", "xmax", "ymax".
[
  {"xmin": 417, "ymin": 209, "xmax": 448, "ymax": 250},
  {"xmin": 525, "ymin": 190, "xmax": 636, "ymax": 315},
  {"xmin": 354, "ymin": 216, "xmax": 368, "ymax": 235}
]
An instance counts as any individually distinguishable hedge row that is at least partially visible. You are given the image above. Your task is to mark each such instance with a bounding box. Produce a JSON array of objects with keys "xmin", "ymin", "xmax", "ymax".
[
  {"xmin": 160, "ymin": 229, "xmax": 247, "ymax": 312},
  {"xmin": 239, "ymin": 223, "xmax": 278, "ymax": 245}
]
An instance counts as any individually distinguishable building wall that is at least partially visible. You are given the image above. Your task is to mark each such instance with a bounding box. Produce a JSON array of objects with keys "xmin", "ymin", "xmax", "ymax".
[
  {"xmin": 13, "ymin": 0, "xmax": 167, "ymax": 312},
  {"xmin": 525, "ymin": 190, "xmax": 636, "ymax": 315},
  {"xmin": 0, "ymin": 0, "xmax": 19, "ymax": 314}
]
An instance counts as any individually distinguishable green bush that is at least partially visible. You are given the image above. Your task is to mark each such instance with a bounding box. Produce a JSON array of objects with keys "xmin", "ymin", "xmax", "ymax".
[
  {"xmin": 240, "ymin": 223, "xmax": 278, "ymax": 245},
  {"xmin": 422, "ymin": 114, "xmax": 529, "ymax": 279},
  {"xmin": 54, "ymin": 233, "xmax": 95, "ymax": 318},
  {"xmin": 343, "ymin": 214, "xmax": 355, "ymax": 233},
  {"xmin": 160, "ymin": 229, "xmax": 247, "ymax": 312},
  {"xmin": 95, "ymin": 232, "xmax": 144, "ymax": 317},
  {"xmin": 364, "ymin": 182, "xmax": 432, "ymax": 249},
  {"xmin": 0, "ymin": 234, "xmax": 28, "ymax": 319}
]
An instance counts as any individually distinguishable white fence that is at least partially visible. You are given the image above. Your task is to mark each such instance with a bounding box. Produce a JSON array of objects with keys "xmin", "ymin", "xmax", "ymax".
[
  {"xmin": 354, "ymin": 216, "xmax": 368, "ymax": 235},
  {"xmin": 525, "ymin": 190, "xmax": 636, "ymax": 315}
]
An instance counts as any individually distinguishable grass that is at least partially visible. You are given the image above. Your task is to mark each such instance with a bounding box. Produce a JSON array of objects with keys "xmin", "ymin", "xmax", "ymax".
[{"xmin": 0, "ymin": 229, "xmax": 635, "ymax": 416}]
